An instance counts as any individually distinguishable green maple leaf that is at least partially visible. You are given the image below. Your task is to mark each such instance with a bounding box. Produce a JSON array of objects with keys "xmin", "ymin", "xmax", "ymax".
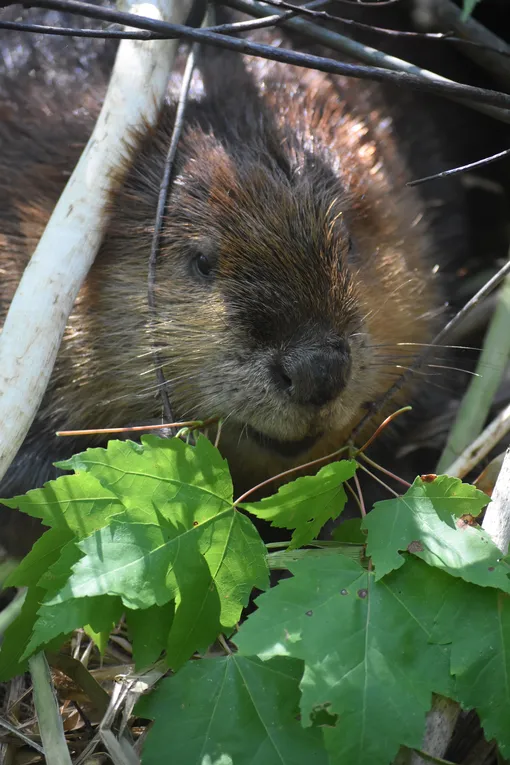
[
  {"xmin": 42, "ymin": 507, "xmax": 266, "ymax": 668},
  {"xmin": 0, "ymin": 588, "xmax": 50, "ymax": 680},
  {"xmin": 126, "ymin": 604, "xmax": 175, "ymax": 669},
  {"xmin": 136, "ymin": 655, "xmax": 328, "ymax": 765},
  {"xmin": 235, "ymin": 555, "xmax": 453, "ymax": 765},
  {"xmin": 433, "ymin": 580, "xmax": 510, "ymax": 757},
  {"xmin": 0, "ymin": 530, "xmax": 83, "ymax": 680},
  {"xmin": 3, "ymin": 436, "xmax": 268, "ymax": 670},
  {"xmin": 58, "ymin": 435, "xmax": 233, "ymax": 525},
  {"xmin": 362, "ymin": 475, "xmax": 506, "ymax": 589},
  {"xmin": 22, "ymin": 595, "xmax": 124, "ymax": 661},
  {"xmin": 5, "ymin": 527, "xmax": 75, "ymax": 588},
  {"xmin": 1, "ymin": 470, "xmax": 124, "ymax": 533},
  {"xmin": 240, "ymin": 460, "xmax": 357, "ymax": 548}
]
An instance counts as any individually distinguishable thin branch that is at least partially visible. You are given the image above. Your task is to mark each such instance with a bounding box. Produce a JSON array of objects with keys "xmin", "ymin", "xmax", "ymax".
[
  {"xmin": 248, "ymin": 0, "xmax": 510, "ymax": 60},
  {"xmin": 5, "ymin": 0, "xmax": 510, "ymax": 111},
  {"xmin": 355, "ymin": 406, "xmax": 412, "ymax": 454},
  {"xmin": 356, "ymin": 460, "xmax": 400, "ymax": 497},
  {"xmin": 0, "ymin": 716, "xmax": 45, "ymax": 754},
  {"xmin": 226, "ymin": 0, "xmax": 510, "ymax": 124},
  {"xmin": 408, "ymin": 148, "xmax": 510, "ymax": 186},
  {"xmin": 352, "ymin": 471, "xmax": 367, "ymax": 516},
  {"xmin": 0, "ymin": 3, "xmax": 329, "ymax": 37},
  {"xmin": 148, "ymin": 41, "xmax": 200, "ymax": 426}
]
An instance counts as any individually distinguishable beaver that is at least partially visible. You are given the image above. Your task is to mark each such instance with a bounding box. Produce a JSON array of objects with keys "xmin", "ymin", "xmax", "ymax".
[{"xmin": 0, "ymin": 7, "xmax": 470, "ymax": 557}]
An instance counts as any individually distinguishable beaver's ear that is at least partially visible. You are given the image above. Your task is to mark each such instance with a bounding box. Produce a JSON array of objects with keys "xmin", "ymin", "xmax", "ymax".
[{"xmin": 174, "ymin": 128, "xmax": 238, "ymax": 205}]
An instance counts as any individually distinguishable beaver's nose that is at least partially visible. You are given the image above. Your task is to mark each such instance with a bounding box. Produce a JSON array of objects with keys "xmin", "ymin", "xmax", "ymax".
[{"xmin": 272, "ymin": 338, "xmax": 351, "ymax": 407}]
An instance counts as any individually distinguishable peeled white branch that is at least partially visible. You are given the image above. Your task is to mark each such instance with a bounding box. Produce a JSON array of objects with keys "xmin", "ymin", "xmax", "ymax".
[
  {"xmin": 482, "ymin": 448, "xmax": 510, "ymax": 555},
  {"xmin": 0, "ymin": 0, "xmax": 192, "ymax": 484},
  {"xmin": 445, "ymin": 401, "xmax": 510, "ymax": 481}
]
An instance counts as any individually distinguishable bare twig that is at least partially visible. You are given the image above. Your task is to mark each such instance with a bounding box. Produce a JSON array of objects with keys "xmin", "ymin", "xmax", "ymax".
[
  {"xmin": 148, "ymin": 41, "xmax": 200, "ymax": 426},
  {"xmin": 227, "ymin": 0, "xmax": 510, "ymax": 124},
  {"xmin": 248, "ymin": 0, "xmax": 510, "ymax": 61},
  {"xmin": 4, "ymin": 0, "xmax": 510, "ymax": 111},
  {"xmin": 408, "ymin": 148, "xmax": 510, "ymax": 186},
  {"xmin": 0, "ymin": 1, "xmax": 338, "ymax": 39},
  {"xmin": 0, "ymin": 716, "xmax": 45, "ymax": 754}
]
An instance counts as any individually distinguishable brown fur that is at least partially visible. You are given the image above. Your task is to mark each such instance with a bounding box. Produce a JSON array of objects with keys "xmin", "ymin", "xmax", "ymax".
[{"xmin": 0, "ymin": 30, "xmax": 466, "ymax": 555}]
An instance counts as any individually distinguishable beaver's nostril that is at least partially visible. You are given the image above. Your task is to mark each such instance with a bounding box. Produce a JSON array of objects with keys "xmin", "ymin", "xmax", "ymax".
[
  {"xmin": 272, "ymin": 364, "xmax": 293, "ymax": 393},
  {"xmin": 272, "ymin": 338, "xmax": 352, "ymax": 407}
]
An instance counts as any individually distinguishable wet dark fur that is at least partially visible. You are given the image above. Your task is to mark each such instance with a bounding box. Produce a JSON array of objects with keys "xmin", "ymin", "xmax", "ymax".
[{"xmin": 0, "ymin": 9, "xmax": 470, "ymax": 556}]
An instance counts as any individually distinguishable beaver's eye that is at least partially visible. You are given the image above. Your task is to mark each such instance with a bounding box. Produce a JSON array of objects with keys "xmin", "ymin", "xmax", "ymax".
[
  {"xmin": 347, "ymin": 235, "xmax": 355, "ymax": 257},
  {"xmin": 192, "ymin": 252, "xmax": 214, "ymax": 280}
]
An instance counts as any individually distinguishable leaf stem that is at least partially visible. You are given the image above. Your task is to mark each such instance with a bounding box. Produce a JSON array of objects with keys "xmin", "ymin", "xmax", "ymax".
[
  {"xmin": 356, "ymin": 461, "xmax": 400, "ymax": 498},
  {"xmin": 345, "ymin": 479, "xmax": 364, "ymax": 515},
  {"xmin": 355, "ymin": 406, "xmax": 413, "ymax": 455},
  {"xmin": 358, "ymin": 453, "xmax": 412, "ymax": 488},
  {"xmin": 233, "ymin": 446, "xmax": 350, "ymax": 505},
  {"xmin": 352, "ymin": 471, "xmax": 367, "ymax": 517}
]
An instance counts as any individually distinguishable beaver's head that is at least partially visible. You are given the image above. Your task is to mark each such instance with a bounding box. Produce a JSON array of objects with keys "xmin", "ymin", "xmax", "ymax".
[
  {"xmin": 118, "ymin": 118, "xmax": 434, "ymax": 468},
  {"xmin": 99, "ymin": 66, "xmax": 439, "ymax": 481}
]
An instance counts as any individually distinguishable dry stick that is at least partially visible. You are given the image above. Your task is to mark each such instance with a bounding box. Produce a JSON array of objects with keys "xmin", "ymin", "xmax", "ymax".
[
  {"xmin": 0, "ymin": 0, "xmax": 332, "ymax": 36},
  {"xmin": 0, "ymin": 0, "xmax": 192, "ymax": 485},
  {"xmin": 226, "ymin": 0, "xmax": 510, "ymax": 124},
  {"xmin": 4, "ymin": 2, "xmax": 508, "ymax": 66},
  {"xmin": 6, "ymin": 0, "xmax": 510, "ymax": 111},
  {"xmin": 0, "ymin": 716, "xmax": 45, "ymax": 754}
]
